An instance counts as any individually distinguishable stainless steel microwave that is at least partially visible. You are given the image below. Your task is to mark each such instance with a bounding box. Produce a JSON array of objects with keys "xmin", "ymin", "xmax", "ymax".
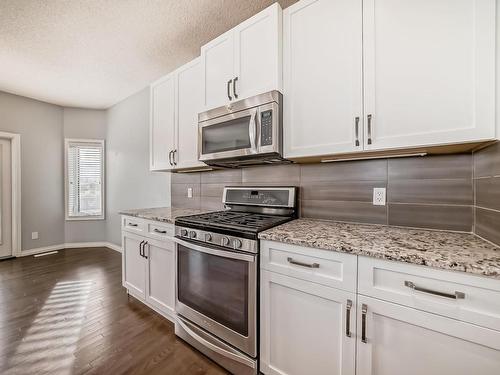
[{"xmin": 198, "ymin": 91, "xmax": 286, "ymax": 168}]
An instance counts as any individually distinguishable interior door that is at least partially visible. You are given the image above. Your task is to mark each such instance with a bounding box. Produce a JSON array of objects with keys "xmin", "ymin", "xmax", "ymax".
[
  {"xmin": 145, "ymin": 238, "xmax": 175, "ymax": 316},
  {"xmin": 0, "ymin": 139, "xmax": 12, "ymax": 258},
  {"xmin": 283, "ymin": 0, "xmax": 363, "ymax": 158},
  {"xmin": 260, "ymin": 270, "xmax": 356, "ymax": 375},
  {"xmin": 201, "ymin": 30, "xmax": 234, "ymax": 110},
  {"xmin": 356, "ymin": 295, "xmax": 500, "ymax": 375},
  {"xmin": 175, "ymin": 58, "xmax": 205, "ymax": 169},
  {"xmin": 150, "ymin": 73, "xmax": 175, "ymax": 170},
  {"xmin": 363, "ymin": 0, "xmax": 496, "ymax": 150},
  {"xmin": 233, "ymin": 3, "xmax": 282, "ymax": 102},
  {"xmin": 122, "ymin": 232, "xmax": 146, "ymax": 298}
]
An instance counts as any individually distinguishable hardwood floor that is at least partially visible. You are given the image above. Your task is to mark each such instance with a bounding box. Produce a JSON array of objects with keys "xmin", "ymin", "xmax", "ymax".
[{"xmin": 0, "ymin": 247, "xmax": 228, "ymax": 375}]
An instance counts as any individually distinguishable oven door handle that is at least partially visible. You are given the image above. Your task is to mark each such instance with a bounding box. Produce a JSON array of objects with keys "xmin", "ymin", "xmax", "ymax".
[
  {"xmin": 249, "ymin": 109, "xmax": 258, "ymax": 154},
  {"xmin": 176, "ymin": 317, "xmax": 257, "ymax": 368},
  {"xmin": 174, "ymin": 237, "xmax": 256, "ymax": 262}
]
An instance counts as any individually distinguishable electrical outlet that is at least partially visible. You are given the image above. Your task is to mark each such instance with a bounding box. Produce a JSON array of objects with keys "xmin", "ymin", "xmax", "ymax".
[
  {"xmin": 31, "ymin": 232, "xmax": 39, "ymax": 240},
  {"xmin": 373, "ymin": 188, "xmax": 386, "ymax": 206},
  {"xmin": 187, "ymin": 187, "xmax": 193, "ymax": 198}
]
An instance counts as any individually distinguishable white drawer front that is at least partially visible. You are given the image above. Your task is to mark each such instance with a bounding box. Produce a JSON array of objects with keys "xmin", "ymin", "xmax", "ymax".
[
  {"xmin": 358, "ymin": 256, "xmax": 500, "ymax": 332},
  {"xmin": 147, "ymin": 222, "xmax": 174, "ymax": 240},
  {"xmin": 261, "ymin": 240, "xmax": 357, "ymax": 292},
  {"xmin": 122, "ymin": 216, "xmax": 146, "ymax": 233}
]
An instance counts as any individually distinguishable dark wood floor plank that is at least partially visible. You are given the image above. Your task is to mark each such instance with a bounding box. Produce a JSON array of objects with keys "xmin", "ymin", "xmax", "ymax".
[{"xmin": 0, "ymin": 247, "xmax": 228, "ymax": 375}]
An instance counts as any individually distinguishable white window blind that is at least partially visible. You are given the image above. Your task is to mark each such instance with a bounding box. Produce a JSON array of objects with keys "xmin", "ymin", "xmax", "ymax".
[{"xmin": 65, "ymin": 139, "xmax": 104, "ymax": 220}]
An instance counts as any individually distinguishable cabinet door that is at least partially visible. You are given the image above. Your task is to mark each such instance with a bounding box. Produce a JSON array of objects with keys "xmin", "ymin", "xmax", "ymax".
[
  {"xmin": 175, "ymin": 58, "xmax": 205, "ymax": 170},
  {"xmin": 144, "ymin": 238, "xmax": 175, "ymax": 317},
  {"xmin": 201, "ymin": 31, "xmax": 234, "ymax": 110},
  {"xmin": 122, "ymin": 232, "xmax": 146, "ymax": 298},
  {"xmin": 233, "ymin": 3, "xmax": 282, "ymax": 102},
  {"xmin": 356, "ymin": 296, "xmax": 500, "ymax": 375},
  {"xmin": 260, "ymin": 270, "xmax": 356, "ymax": 375},
  {"xmin": 150, "ymin": 74, "xmax": 175, "ymax": 170},
  {"xmin": 363, "ymin": 0, "xmax": 496, "ymax": 151},
  {"xmin": 283, "ymin": 0, "xmax": 363, "ymax": 159}
]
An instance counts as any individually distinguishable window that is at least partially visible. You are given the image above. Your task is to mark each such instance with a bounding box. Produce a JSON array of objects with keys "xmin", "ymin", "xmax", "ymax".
[{"xmin": 65, "ymin": 139, "xmax": 105, "ymax": 220}]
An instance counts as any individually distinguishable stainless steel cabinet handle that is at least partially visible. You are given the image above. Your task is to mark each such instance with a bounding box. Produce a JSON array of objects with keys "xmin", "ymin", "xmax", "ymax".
[
  {"xmin": 153, "ymin": 228, "xmax": 167, "ymax": 234},
  {"xmin": 227, "ymin": 79, "xmax": 233, "ymax": 101},
  {"xmin": 233, "ymin": 77, "xmax": 239, "ymax": 99},
  {"xmin": 361, "ymin": 304, "xmax": 368, "ymax": 343},
  {"xmin": 128, "ymin": 223, "xmax": 138, "ymax": 227},
  {"xmin": 287, "ymin": 257, "xmax": 319, "ymax": 269},
  {"xmin": 143, "ymin": 242, "xmax": 149, "ymax": 259},
  {"xmin": 355, "ymin": 117, "xmax": 360, "ymax": 147},
  {"xmin": 404, "ymin": 281, "xmax": 465, "ymax": 300},
  {"xmin": 173, "ymin": 150, "xmax": 177, "ymax": 166},
  {"xmin": 169, "ymin": 150, "xmax": 173, "ymax": 166},
  {"xmin": 346, "ymin": 299, "xmax": 352, "ymax": 337},
  {"xmin": 139, "ymin": 240, "xmax": 145, "ymax": 257},
  {"xmin": 367, "ymin": 114, "xmax": 373, "ymax": 145}
]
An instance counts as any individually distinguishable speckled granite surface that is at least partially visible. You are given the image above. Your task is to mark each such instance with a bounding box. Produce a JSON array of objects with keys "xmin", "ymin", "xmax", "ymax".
[
  {"xmin": 119, "ymin": 207, "xmax": 207, "ymax": 224},
  {"xmin": 259, "ymin": 219, "xmax": 500, "ymax": 279}
]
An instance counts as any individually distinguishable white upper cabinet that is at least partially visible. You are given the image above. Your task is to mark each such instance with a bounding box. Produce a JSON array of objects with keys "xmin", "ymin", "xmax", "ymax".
[
  {"xmin": 150, "ymin": 58, "xmax": 205, "ymax": 171},
  {"xmin": 176, "ymin": 58, "xmax": 205, "ymax": 170},
  {"xmin": 201, "ymin": 3, "xmax": 282, "ymax": 111},
  {"xmin": 284, "ymin": 0, "xmax": 496, "ymax": 159},
  {"xmin": 284, "ymin": 0, "xmax": 363, "ymax": 158},
  {"xmin": 201, "ymin": 31, "xmax": 235, "ymax": 111},
  {"xmin": 363, "ymin": 0, "xmax": 496, "ymax": 150},
  {"xmin": 150, "ymin": 73, "xmax": 175, "ymax": 171}
]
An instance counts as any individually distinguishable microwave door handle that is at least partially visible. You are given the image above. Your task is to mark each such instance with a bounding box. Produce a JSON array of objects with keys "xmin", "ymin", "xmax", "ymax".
[{"xmin": 249, "ymin": 109, "xmax": 258, "ymax": 153}]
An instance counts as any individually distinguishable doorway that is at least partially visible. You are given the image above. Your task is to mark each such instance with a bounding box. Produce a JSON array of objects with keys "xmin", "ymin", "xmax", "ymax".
[{"xmin": 0, "ymin": 132, "xmax": 21, "ymax": 259}]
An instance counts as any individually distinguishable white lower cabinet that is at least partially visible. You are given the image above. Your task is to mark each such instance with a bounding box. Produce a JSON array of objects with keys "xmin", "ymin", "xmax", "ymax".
[
  {"xmin": 260, "ymin": 270, "xmax": 356, "ymax": 375},
  {"xmin": 356, "ymin": 295, "xmax": 500, "ymax": 375},
  {"xmin": 122, "ymin": 217, "xmax": 176, "ymax": 320},
  {"xmin": 260, "ymin": 241, "xmax": 500, "ymax": 375}
]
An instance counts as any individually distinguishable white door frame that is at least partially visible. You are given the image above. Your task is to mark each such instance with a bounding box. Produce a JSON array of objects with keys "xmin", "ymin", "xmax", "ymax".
[{"xmin": 0, "ymin": 132, "xmax": 21, "ymax": 257}]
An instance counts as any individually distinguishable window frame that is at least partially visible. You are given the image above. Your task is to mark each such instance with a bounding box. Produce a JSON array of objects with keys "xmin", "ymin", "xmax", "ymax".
[{"xmin": 64, "ymin": 138, "xmax": 105, "ymax": 221}]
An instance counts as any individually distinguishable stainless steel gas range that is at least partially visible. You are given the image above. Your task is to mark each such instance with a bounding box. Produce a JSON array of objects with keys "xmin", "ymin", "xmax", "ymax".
[{"xmin": 174, "ymin": 186, "xmax": 298, "ymax": 375}]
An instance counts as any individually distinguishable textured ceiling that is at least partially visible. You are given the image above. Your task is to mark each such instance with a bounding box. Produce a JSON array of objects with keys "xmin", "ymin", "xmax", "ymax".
[{"xmin": 0, "ymin": 0, "xmax": 298, "ymax": 109}]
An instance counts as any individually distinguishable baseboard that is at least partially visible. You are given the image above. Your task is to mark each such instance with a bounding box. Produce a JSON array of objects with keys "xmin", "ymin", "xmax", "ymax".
[{"xmin": 21, "ymin": 241, "xmax": 122, "ymax": 257}]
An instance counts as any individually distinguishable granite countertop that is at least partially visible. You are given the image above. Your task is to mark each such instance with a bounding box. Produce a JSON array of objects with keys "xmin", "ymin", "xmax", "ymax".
[
  {"xmin": 119, "ymin": 207, "xmax": 206, "ymax": 224},
  {"xmin": 259, "ymin": 219, "xmax": 500, "ymax": 279}
]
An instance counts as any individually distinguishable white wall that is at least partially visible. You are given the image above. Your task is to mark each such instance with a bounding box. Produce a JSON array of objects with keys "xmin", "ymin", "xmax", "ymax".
[
  {"xmin": 105, "ymin": 88, "xmax": 170, "ymax": 246},
  {"xmin": 0, "ymin": 91, "xmax": 65, "ymax": 251},
  {"xmin": 63, "ymin": 107, "xmax": 107, "ymax": 243}
]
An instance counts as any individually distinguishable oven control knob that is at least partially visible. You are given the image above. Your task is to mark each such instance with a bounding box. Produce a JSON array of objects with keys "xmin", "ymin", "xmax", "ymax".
[
  {"xmin": 233, "ymin": 239, "xmax": 242, "ymax": 249},
  {"xmin": 204, "ymin": 233, "xmax": 212, "ymax": 242},
  {"xmin": 221, "ymin": 236, "xmax": 230, "ymax": 247},
  {"xmin": 180, "ymin": 229, "xmax": 188, "ymax": 237},
  {"xmin": 189, "ymin": 231, "xmax": 197, "ymax": 239}
]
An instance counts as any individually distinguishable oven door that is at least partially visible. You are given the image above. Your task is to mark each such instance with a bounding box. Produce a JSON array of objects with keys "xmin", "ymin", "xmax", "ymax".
[
  {"xmin": 175, "ymin": 237, "xmax": 257, "ymax": 357},
  {"xmin": 199, "ymin": 107, "xmax": 260, "ymax": 161}
]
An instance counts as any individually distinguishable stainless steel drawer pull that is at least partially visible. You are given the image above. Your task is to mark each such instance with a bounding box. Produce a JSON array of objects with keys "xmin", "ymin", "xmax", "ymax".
[
  {"xmin": 153, "ymin": 228, "xmax": 167, "ymax": 234},
  {"xmin": 354, "ymin": 117, "xmax": 360, "ymax": 147},
  {"xmin": 128, "ymin": 223, "xmax": 138, "ymax": 227},
  {"xmin": 361, "ymin": 303, "xmax": 368, "ymax": 343},
  {"xmin": 404, "ymin": 281, "xmax": 465, "ymax": 300},
  {"xmin": 287, "ymin": 257, "xmax": 319, "ymax": 269},
  {"xmin": 346, "ymin": 299, "xmax": 352, "ymax": 338},
  {"xmin": 227, "ymin": 79, "xmax": 233, "ymax": 101},
  {"xmin": 367, "ymin": 114, "xmax": 373, "ymax": 145}
]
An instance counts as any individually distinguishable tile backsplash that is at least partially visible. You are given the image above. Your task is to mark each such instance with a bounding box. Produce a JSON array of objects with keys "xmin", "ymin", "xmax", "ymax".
[
  {"xmin": 474, "ymin": 142, "xmax": 500, "ymax": 246},
  {"xmin": 172, "ymin": 153, "xmax": 476, "ymax": 232}
]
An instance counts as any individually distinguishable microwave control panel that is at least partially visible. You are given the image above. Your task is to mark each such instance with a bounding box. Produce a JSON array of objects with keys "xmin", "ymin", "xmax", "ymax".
[{"xmin": 260, "ymin": 110, "xmax": 273, "ymax": 146}]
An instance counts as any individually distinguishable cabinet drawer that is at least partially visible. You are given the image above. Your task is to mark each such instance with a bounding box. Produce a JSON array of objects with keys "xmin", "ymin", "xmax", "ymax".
[
  {"xmin": 122, "ymin": 217, "xmax": 146, "ymax": 233},
  {"xmin": 261, "ymin": 240, "xmax": 357, "ymax": 292},
  {"xmin": 358, "ymin": 257, "xmax": 500, "ymax": 332},
  {"xmin": 147, "ymin": 222, "xmax": 174, "ymax": 240}
]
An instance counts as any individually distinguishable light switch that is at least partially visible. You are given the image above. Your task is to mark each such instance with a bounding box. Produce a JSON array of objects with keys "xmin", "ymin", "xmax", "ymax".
[
  {"xmin": 32, "ymin": 232, "xmax": 39, "ymax": 240},
  {"xmin": 187, "ymin": 187, "xmax": 193, "ymax": 198}
]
